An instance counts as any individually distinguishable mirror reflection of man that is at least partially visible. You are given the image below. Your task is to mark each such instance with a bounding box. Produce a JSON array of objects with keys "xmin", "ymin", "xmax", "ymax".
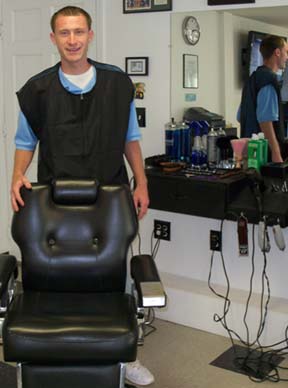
[{"xmin": 238, "ymin": 35, "xmax": 288, "ymax": 162}]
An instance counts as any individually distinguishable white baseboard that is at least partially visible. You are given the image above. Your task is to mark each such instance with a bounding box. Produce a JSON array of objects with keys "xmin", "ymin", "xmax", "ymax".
[{"xmin": 155, "ymin": 272, "xmax": 288, "ymax": 347}]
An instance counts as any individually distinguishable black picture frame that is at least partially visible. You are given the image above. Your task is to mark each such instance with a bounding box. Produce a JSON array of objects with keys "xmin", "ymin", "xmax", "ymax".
[
  {"xmin": 123, "ymin": 0, "xmax": 172, "ymax": 14},
  {"xmin": 208, "ymin": 0, "xmax": 255, "ymax": 5},
  {"xmin": 125, "ymin": 57, "xmax": 149, "ymax": 76}
]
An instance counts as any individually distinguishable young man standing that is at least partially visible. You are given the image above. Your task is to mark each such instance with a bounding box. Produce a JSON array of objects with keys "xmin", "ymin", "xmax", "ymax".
[
  {"xmin": 10, "ymin": 5, "xmax": 153, "ymax": 387},
  {"xmin": 239, "ymin": 35, "xmax": 288, "ymax": 162}
]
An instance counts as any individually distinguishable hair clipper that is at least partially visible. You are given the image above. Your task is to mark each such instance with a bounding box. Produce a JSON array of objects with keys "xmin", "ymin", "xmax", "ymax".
[
  {"xmin": 258, "ymin": 220, "xmax": 270, "ymax": 253},
  {"xmin": 272, "ymin": 223, "xmax": 286, "ymax": 251}
]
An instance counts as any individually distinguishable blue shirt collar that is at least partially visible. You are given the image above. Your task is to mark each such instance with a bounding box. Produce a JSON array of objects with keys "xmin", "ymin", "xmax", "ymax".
[{"xmin": 58, "ymin": 66, "xmax": 96, "ymax": 94}]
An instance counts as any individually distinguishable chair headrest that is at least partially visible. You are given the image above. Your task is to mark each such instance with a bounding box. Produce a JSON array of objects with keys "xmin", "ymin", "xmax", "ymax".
[{"xmin": 52, "ymin": 179, "xmax": 99, "ymax": 205}]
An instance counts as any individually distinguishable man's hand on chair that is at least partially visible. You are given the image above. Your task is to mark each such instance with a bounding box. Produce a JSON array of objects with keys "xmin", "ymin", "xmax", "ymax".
[{"xmin": 11, "ymin": 174, "xmax": 32, "ymax": 212}]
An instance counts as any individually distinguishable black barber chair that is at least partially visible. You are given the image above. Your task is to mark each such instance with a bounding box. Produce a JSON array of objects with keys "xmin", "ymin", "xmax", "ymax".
[{"xmin": 0, "ymin": 180, "xmax": 166, "ymax": 388}]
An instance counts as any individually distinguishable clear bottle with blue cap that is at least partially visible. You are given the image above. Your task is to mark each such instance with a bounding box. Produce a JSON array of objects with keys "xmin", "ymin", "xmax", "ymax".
[
  {"xmin": 165, "ymin": 117, "xmax": 176, "ymax": 159},
  {"xmin": 199, "ymin": 121, "xmax": 209, "ymax": 167},
  {"xmin": 207, "ymin": 126, "xmax": 218, "ymax": 168},
  {"xmin": 178, "ymin": 121, "xmax": 190, "ymax": 162},
  {"xmin": 190, "ymin": 121, "xmax": 202, "ymax": 166}
]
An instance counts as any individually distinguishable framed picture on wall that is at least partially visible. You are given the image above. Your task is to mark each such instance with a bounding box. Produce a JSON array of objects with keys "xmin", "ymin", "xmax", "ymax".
[
  {"xmin": 123, "ymin": 0, "xmax": 172, "ymax": 14},
  {"xmin": 183, "ymin": 54, "xmax": 198, "ymax": 89},
  {"xmin": 125, "ymin": 57, "xmax": 149, "ymax": 76},
  {"xmin": 208, "ymin": 0, "xmax": 255, "ymax": 5}
]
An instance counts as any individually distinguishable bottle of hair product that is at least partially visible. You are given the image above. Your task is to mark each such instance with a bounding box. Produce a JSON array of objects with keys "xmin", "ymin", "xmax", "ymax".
[
  {"xmin": 207, "ymin": 127, "xmax": 218, "ymax": 168},
  {"xmin": 165, "ymin": 117, "xmax": 176, "ymax": 158},
  {"xmin": 199, "ymin": 121, "xmax": 208, "ymax": 167},
  {"xmin": 258, "ymin": 132, "xmax": 268, "ymax": 165},
  {"xmin": 178, "ymin": 121, "xmax": 190, "ymax": 162},
  {"xmin": 191, "ymin": 122, "xmax": 202, "ymax": 166},
  {"xmin": 216, "ymin": 127, "xmax": 226, "ymax": 165},
  {"xmin": 172, "ymin": 121, "xmax": 182, "ymax": 161},
  {"xmin": 247, "ymin": 134, "xmax": 263, "ymax": 170}
]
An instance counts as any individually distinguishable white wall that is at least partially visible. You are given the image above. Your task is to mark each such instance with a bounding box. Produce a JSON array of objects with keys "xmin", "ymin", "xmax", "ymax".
[
  {"xmin": 101, "ymin": 1, "xmax": 170, "ymax": 158},
  {"xmin": 170, "ymin": 11, "xmax": 223, "ymax": 122}
]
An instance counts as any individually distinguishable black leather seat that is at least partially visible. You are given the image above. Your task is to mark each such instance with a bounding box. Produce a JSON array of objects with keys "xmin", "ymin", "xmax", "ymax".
[
  {"xmin": 0, "ymin": 179, "xmax": 165, "ymax": 388},
  {"xmin": 4, "ymin": 292, "xmax": 137, "ymax": 363}
]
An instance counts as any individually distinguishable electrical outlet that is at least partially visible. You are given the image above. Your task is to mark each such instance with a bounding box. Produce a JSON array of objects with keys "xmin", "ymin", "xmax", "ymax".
[
  {"xmin": 154, "ymin": 220, "xmax": 171, "ymax": 241},
  {"xmin": 210, "ymin": 230, "xmax": 222, "ymax": 251}
]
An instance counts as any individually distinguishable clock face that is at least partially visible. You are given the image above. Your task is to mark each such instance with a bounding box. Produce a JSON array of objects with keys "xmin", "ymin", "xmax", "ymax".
[{"xmin": 183, "ymin": 16, "xmax": 200, "ymax": 45}]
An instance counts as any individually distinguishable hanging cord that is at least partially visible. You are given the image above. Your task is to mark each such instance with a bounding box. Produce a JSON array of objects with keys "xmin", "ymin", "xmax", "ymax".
[
  {"xmin": 207, "ymin": 217, "xmax": 250, "ymax": 345},
  {"xmin": 249, "ymin": 334, "xmax": 288, "ymax": 382},
  {"xmin": 237, "ymin": 219, "xmax": 272, "ymax": 379},
  {"xmin": 151, "ymin": 229, "xmax": 161, "ymax": 260},
  {"xmin": 242, "ymin": 223, "xmax": 255, "ymax": 347},
  {"xmin": 208, "ymin": 217, "xmax": 241, "ymax": 351},
  {"xmin": 209, "ymin": 213, "xmax": 288, "ymax": 382}
]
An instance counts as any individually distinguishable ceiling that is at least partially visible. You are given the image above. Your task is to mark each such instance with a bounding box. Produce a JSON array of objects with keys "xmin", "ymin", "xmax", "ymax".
[{"xmin": 228, "ymin": 6, "xmax": 288, "ymax": 29}]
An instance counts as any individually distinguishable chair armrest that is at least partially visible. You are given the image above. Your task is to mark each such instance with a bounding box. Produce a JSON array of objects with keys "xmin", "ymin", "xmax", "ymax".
[
  {"xmin": 0, "ymin": 254, "xmax": 18, "ymax": 299},
  {"xmin": 130, "ymin": 254, "xmax": 166, "ymax": 308}
]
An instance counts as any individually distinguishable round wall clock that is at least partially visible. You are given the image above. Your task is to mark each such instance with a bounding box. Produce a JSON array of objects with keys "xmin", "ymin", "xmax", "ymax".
[{"xmin": 182, "ymin": 16, "xmax": 200, "ymax": 46}]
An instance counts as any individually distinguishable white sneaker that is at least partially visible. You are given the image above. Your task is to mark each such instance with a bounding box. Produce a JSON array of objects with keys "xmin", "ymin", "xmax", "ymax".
[{"xmin": 126, "ymin": 359, "xmax": 155, "ymax": 386}]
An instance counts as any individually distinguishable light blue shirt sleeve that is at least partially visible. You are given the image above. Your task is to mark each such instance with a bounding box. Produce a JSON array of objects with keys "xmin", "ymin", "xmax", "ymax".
[
  {"xmin": 256, "ymin": 84, "xmax": 279, "ymax": 123},
  {"xmin": 126, "ymin": 100, "xmax": 141, "ymax": 142},
  {"xmin": 15, "ymin": 111, "xmax": 38, "ymax": 150}
]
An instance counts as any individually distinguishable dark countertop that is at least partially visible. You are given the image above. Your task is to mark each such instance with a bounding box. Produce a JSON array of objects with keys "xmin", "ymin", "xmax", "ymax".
[{"xmin": 146, "ymin": 167, "xmax": 288, "ymax": 226}]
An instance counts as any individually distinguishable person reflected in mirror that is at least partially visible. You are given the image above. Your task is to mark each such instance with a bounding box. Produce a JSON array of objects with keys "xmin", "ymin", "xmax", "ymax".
[{"xmin": 238, "ymin": 35, "xmax": 288, "ymax": 162}]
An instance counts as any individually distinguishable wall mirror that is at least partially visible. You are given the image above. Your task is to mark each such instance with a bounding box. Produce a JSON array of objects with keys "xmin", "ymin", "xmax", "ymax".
[{"xmin": 170, "ymin": 6, "xmax": 288, "ymax": 130}]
